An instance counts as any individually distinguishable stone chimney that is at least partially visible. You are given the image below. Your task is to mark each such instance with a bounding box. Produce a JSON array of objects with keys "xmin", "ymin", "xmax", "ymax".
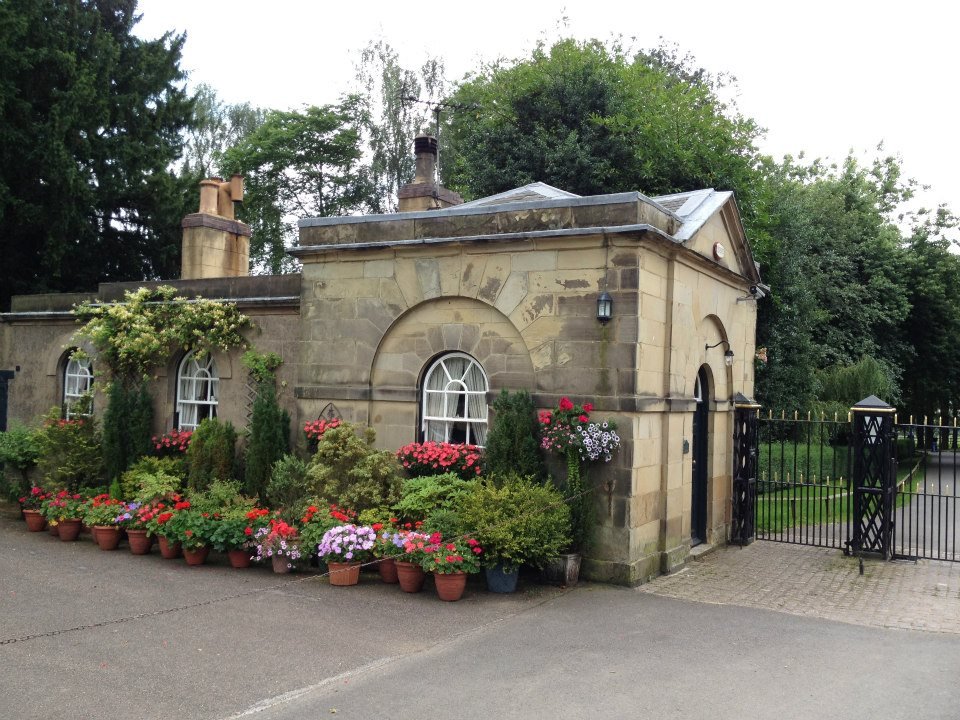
[
  {"xmin": 181, "ymin": 175, "xmax": 251, "ymax": 279},
  {"xmin": 397, "ymin": 134, "xmax": 463, "ymax": 212}
]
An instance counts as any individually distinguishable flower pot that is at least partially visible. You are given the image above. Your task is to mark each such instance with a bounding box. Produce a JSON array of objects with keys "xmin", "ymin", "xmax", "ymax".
[
  {"xmin": 228, "ymin": 549, "xmax": 252, "ymax": 568},
  {"xmin": 127, "ymin": 529, "xmax": 151, "ymax": 555},
  {"xmin": 271, "ymin": 554, "xmax": 292, "ymax": 574},
  {"xmin": 433, "ymin": 571, "xmax": 468, "ymax": 602},
  {"xmin": 57, "ymin": 518, "xmax": 82, "ymax": 542},
  {"xmin": 23, "ymin": 510, "xmax": 46, "ymax": 532},
  {"xmin": 157, "ymin": 535, "xmax": 182, "ymax": 559},
  {"xmin": 485, "ymin": 563, "xmax": 519, "ymax": 593},
  {"xmin": 377, "ymin": 557, "xmax": 399, "ymax": 584},
  {"xmin": 327, "ymin": 561, "xmax": 361, "ymax": 586},
  {"xmin": 48, "ymin": 522, "xmax": 59, "ymax": 536},
  {"xmin": 395, "ymin": 560, "xmax": 425, "ymax": 593},
  {"xmin": 542, "ymin": 552, "xmax": 581, "ymax": 587},
  {"xmin": 95, "ymin": 525, "xmax": 122, "ymax": 551},
  {"xmin": 183, "ymin": 545, "xmax": 210, "ymax": 566},
  {"xmin": 89, "ymin": 525, "xmax": 100, "ymax": 544}
]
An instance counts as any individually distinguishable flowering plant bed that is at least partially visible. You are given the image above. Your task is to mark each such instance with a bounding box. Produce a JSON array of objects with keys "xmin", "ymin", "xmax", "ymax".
[
  {"xmin": 396, "ymin": 441, "xmax": 483, "ymax": 480},
  {"xmin": 18, "ymin": 486, "xmax": 50, "ymax": 510},
  {"xmin": 80, "ymin": 494, "xmax": 125, "ymax": 526},
  {"xmin": 303, "ymin": 418, "xmax": 341, "ymax": 443},
  {"xmin": 152, "ymin": 428, "xmax": 192, "ymax": 455},
  {"xmin": 41, "ymin": 490, "xmax": 84, "ymax": 523},
  {"xmin": 252, "ymin": 519, "xmax": 302, "ymax": 566},
  {"xmin": 167, "ymin": 506, "xmax": 220, "ymax": 550},
  {"xmin": 420, "ymin": 536, "xmax": 484, "ymax": 574},
  {"xmin": 317, "ymin": 524, "xmax": 377, "ymax": 564},
  {"xmin": 208, "ymin": 506, "xmax": 270, "ymax": 552}
]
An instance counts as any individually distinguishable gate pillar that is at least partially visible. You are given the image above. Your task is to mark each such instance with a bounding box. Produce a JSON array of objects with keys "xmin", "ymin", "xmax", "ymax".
[
  {"xmin": 849, "ymin": 395, "xmax": 896, "ymax": 560},
  {"xmin": 731, "ymin": 393, "xmax": 760, "ymax": 546}
]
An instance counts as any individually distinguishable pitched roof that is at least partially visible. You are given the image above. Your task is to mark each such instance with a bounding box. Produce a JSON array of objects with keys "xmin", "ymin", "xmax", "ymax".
[{"xmin": 455, "ymin": 182, "xmax": 580, "ymax": 208}]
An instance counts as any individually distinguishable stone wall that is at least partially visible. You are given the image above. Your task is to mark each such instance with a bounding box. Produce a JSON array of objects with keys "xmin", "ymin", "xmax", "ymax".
[{"xmin": 294, "ymin": 221, "xmax": 757, "ymax": 584}]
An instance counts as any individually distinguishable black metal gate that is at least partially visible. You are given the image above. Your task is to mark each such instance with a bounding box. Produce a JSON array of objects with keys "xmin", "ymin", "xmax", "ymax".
[
  {"xmin": 732, "ymin": 396, "xmax": 956, "ymax": 563},
  {"xmin": 892, "ymin": 418, "xmax": 959, "ymax": 562}
]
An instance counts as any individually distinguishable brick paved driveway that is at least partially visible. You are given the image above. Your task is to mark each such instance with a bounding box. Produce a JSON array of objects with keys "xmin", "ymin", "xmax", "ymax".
[{"xmin": 639, "ymin": 541, "xmax": 960, "ymax": 634}]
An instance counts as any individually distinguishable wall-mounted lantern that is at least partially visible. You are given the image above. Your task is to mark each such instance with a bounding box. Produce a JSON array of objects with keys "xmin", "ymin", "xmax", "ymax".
[
  {"xmin": 597, "ymin": 291, "xmax": 612, "ymax": 324},
  {"xmin": 705, "ymin": 340, "xmax": 734, "ymax": 367}
]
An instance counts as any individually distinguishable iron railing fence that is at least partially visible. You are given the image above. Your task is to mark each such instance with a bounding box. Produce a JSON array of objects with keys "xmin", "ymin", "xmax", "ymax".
[
  {"xmin": 893, "ymin": 419, "xmax": 959, "ymax": 562},
  {"xmin": 755, "ymin": 410, "xmax": 852, "ymax": 549}
]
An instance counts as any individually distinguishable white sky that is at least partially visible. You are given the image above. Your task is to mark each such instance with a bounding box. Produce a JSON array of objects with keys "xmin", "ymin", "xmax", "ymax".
[{"xmin": 136, "ymin": 0, "xmax": 959, "ymax": 219}]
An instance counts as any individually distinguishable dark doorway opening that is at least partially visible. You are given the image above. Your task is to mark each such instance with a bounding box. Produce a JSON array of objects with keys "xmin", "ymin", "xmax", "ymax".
[{"xmin": 691, "ymin": 367, "xmax": 710, "ymax": 546}]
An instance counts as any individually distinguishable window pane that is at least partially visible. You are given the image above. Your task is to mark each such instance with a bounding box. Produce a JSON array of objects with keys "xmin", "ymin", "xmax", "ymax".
[{"xmin": 421, "ymin": 353, "xmax": 488, "ymax": 448}]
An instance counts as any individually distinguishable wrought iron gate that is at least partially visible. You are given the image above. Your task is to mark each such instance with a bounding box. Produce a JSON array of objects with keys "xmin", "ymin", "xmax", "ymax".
[{"xmin": 732, "ymin": 396, "xmax": 956, "ymax": 563}]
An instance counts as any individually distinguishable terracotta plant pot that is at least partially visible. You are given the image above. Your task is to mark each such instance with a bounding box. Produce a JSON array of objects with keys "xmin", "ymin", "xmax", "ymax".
[
  {"xmin": 271, "ymin": 554, "xmax": 292, "ymax": 574},
  {"xmin": 57, "ymin": 518, "xmax": 82, "ymax": 542},
  {"xmin": 126, "ymin": 529, "xmax": 151, "ymax": 555},
  {"xmin": 433, "ymin": 571, "xmax": 468, "ymax": 602},
  {"xmin": 395, "ymin": 560, "xmax": 425, "ymax": 593},
  {"xmin": 228, "ymin": 549, "xmax": 252, "ymax": 568},
  {"xmin": 95, "ymin": 525, "xmax": 122, "ymax": 551},
  {"xmin": 183, "ymin": 545, "xmax": 210, "ymax": 566},
  {"xmin": 48, "ymin": 522, "xmax": 59, "ymax": 536},
  {"xmin": 327, "ymin": 561, "xmax": 361, "ymax": 586},
  {"xmin": 89, "ymin": 525, "xmax": 100, "ymax": 544},
  {"xmin": 377, "ymin": 557, "xmax": 399, "ymax": 584},
  {"xmin": 23, "ymin": 510, "xmax": 46, "ymax": 532},
  {"xmin": 157, "ymin": 535, "xmax": 182, "ymax": 559}
]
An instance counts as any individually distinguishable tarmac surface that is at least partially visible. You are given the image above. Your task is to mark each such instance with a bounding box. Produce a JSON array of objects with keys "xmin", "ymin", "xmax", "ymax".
[{"xmin": 2, "ymin": 507, "xmax": 959, "ymax": 720}]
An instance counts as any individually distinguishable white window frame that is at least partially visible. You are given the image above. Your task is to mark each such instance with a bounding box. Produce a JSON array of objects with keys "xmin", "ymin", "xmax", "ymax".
[
  {"xmin": 63, "ymin": 356, "xmax": 93, "ymax": 419},
  {"xmin": 176, "ymin": 351, "xmax": 219, "ymax": 431},
  {"xmin": 421, "ymin": 353, "xmax": 489, "ymax": 447}
]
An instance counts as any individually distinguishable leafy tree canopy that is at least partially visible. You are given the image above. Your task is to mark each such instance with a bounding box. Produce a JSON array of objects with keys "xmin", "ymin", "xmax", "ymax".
[
  {"xmin": 0, "ymin": 0, "xmax": 195, "ymax": 310},
  {"xmin": 220, "ymin": 99, "xmax": 371, "ymax": 273},
  {"xmin": 442, "ymin": 38, "xmax": 764, "ymax": 217}
]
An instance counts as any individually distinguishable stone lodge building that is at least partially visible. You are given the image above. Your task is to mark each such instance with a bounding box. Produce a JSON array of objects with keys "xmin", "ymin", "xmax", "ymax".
[{"xmin": 0, "ymin": 139, "xmax": 761, "ymax": 584}]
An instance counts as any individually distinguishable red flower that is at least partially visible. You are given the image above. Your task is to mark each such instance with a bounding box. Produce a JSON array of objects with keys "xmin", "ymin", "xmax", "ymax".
[
  {"xmin": 559, "ymin": 397, "xmax": 574, "ymax": 411},
  {"xmin": 583, "ymin": 403, "xmax": 594, "ymax": 412},
  {"xmin": 184, "ymin": 529, "xmax": 193, "ymax": 537},
  {"xmin": 372, "ymin": 523, "xmax": 383, "ymax": 532},
  {"xmin": 244, "ymin": 526, "xmax": 253, "ymax": 536},
  {"xmin": 579, "ymin": 415, "xmax": 589, "ymax": 423}
]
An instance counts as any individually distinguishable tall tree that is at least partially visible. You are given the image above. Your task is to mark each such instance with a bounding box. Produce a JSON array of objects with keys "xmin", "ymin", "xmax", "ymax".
[
  {"xmin": 0, "ymin": 0, "xmax": 195, "ymax": 310},
  {"xmin": 180, "ymin": 83, "xmax": 267, "ymax": 179},
  {"xmin": 220, "ymin": 99, "xmax": 371, "ymax": 273},
  {"xmin": 442, "ymin": 38, "xmax": 763, "ymax": 217},
  {"xmin": 354, "ymin": 40, "xmax": 446, "ymax": 213}
]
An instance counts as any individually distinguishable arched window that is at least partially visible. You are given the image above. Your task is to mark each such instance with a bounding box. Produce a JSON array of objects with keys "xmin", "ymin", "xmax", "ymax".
[
  {"xmin": 421, "ymin": 353, "xmax": 489, "ymax": 447},
  {"xmin": 63, "ymin": 356, "xmax": 93, "ymax": 419},
  {"xmin": 176, "ymin": 351, "xmax": 218, "ymax": 431}
]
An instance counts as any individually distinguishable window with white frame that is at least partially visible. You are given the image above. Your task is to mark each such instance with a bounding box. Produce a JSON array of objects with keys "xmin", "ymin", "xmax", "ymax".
[
  {"xmin": 421, "ymin": 353, "xmax": 489, "ymax": 447},
  {"xmin": 63, "ymin": 356, "xmax": 93, "ymax": 419},
  {"xmin": 176, "ymin": 351, "xmax": 219, "ymax": 431}
]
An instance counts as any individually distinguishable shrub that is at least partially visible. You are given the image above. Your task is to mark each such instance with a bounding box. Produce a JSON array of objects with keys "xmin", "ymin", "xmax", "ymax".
[
  {"xmin": 306, "ymin": 423, "xmax": 402, "ymax": 512},
  {"xmin": 0, "ymin": 422, "xmax": 42, "ymax": 499},
  {"xmin": 483, "ymin": 389, "xmax": 547, "ymax": 481},
  {"xmin": 186, "ymin": 418, "xmax": 237, "ymax": 492},
  {"xmin": 265, "ymin": 454, "xmax": 312, "ymax": 511},
  {"xmin": 393, "ymin": 472, "xmax": 476, "ymax": 522},
  {"xmin": 421, "ymin": 508, "xmax": 465, "ymax": 540},
  {"xmin": 458, "ymin": 474, "xmax": 571, "ymax": 570},
  {"xmin": 102, "ymin": 380, "xmax": 153, "ymax": 482},
  {"xmin": 35, "ymin": 406, "xmax": 105, "ymax": 491},
  {"xmin": 120, "ymin": 456, "xmax": 186, "ymax": 501},
  {"xmin": 244, "ymin": 384, "xmax": 290, "ymax": 500}
]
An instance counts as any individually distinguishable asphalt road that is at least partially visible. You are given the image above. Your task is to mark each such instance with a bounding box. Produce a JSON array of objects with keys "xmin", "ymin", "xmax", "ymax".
[{"xmin": 2, "ymin": 509, "xmax": 959, "ymax": 720}]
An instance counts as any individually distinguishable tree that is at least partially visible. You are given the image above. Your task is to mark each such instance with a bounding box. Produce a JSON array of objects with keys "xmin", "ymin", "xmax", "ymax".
[
  {"xmin": 751, "ymin": 154, "xmax": 912, "ymax": 409},
  {"xmin": 442, "ymin": 38, "xmax": 763, "ymax": 216},
  {"xmin": 353, "ymin": 39, "xmax": 447, "ymax": 213},
  {"xmin": 220, "ymin": 100, "xmax": 371, "ymax": 273},
  {"xmin": 0, "ymin": 0, "xmax": 195, "ymax": 311}
]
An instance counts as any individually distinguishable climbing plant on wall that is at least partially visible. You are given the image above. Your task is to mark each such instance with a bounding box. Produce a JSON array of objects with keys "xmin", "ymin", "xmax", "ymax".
[{"xmin": 71, "ymin": 286, "xmax": 251, "ymax": 380}]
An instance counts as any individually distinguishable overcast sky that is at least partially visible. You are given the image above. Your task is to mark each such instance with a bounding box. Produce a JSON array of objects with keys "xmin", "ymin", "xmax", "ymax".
[{"xmin": 136, "ymin": 0, "xmax": 958, "ymax": 219}]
